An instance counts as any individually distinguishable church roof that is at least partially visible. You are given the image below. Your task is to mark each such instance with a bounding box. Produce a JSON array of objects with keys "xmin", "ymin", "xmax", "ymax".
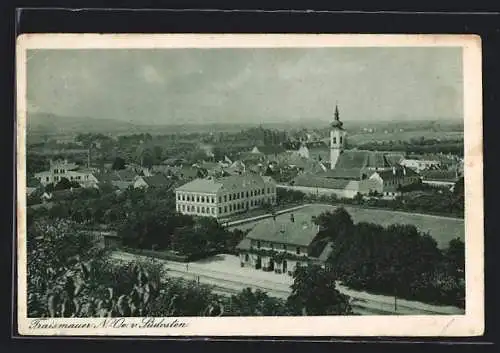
[{"xmin": 333, "ymin": 150, "xmax": 393, "ymax": 170}]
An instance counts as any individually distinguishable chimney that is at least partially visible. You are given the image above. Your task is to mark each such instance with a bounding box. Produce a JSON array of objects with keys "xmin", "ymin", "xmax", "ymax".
[{"xmin": 290, "ymin": 213, "xmax": 295, "ymax": 223}]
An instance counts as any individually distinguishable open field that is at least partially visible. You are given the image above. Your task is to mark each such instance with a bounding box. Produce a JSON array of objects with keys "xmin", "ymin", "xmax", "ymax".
[
  {"xmin": 231, "ymin": 204, "xmax": 464, "ymax": 249},
  {"xmin": 320, "ymin": 131, "xmax": 463, "ymax": 145}
]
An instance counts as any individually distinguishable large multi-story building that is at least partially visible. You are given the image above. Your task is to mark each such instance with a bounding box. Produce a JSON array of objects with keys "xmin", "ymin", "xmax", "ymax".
[
  {"xmin": 175, "ymin": 173, "xmax": 277, "ymax": 219},
  {"xmin": 34, "ymin": 160, "xmax": 98, "ymax": 188}
]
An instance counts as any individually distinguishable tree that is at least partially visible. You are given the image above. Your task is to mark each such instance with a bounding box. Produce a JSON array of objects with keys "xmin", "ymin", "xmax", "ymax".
[
  {"xmin": 54, "ymin": 177, "xmax": 80, "ymax": 190},
  {"xmin": 287, "ymin": 264, "xmax": 352, "ymax": 316},
  {"xmin": 112, "ymin": 157, "xmax": 126, "ymax": 170},
  {"xmin": 230, "ymin": 288, "xmax": 289, "ymax": 316},
  {"xmin": 445, "ymin": 238, "xmax": 465, "ymax": 276}
]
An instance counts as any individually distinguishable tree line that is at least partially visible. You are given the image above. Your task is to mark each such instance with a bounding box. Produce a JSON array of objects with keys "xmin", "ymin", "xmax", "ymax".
[{"xmin": 312, "ymin": 208, "xmax": 465, "ymax": 308}]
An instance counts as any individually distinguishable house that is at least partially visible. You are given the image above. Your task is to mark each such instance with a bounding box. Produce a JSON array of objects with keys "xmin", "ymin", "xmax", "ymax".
[
  {"xmin": 34, "ymin": 159, "xmax": 98, "ymax": 188},
  {"xmin": 134, "ymin": 174, "xmax": 172, "ymax": 189},
  {"xmin": 296, "ymin": 141, "xmax": 330, "ymax": 162},
  {"xmin": 248, "ymin": 145, "xmax": 287, "ymax": 161},
  {"xmin": 236, "ymin": 212, "xmax": 333, "ymax": 274},
  {"xmin": 420, "ymin": 169, "xmax": 459, "ymax": 189},
  {"xmin": 96, "ymin": 169, "xmax": 138, "ymax": 190},
  {"xmin": 175, "ymin": 173, "xmax": 277, "ymax": 219},
  {"xmin": 400, "ymin": 158, "xmax": 441, "ymax": 172}
]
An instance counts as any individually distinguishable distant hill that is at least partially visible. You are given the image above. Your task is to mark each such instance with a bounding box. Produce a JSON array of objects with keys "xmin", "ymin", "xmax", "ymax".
[
  {"xmin": 26, "ymin": 112, "xmax": 140, "ymax": 135},
  {"xmin": 26, "ymin": 112, "xmax": 464, "ymax": 137}
]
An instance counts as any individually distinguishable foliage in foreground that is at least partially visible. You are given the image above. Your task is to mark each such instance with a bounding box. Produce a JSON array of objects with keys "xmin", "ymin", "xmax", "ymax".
[{"xmin": 27, "ymin": 219, "xmax": 351, "ymax": 317}]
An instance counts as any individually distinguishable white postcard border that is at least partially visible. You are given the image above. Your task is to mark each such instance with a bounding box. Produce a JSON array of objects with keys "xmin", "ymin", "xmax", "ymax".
[{"xmin": 16, "ymin": 33, "xmax": 484, "ymax": 337}]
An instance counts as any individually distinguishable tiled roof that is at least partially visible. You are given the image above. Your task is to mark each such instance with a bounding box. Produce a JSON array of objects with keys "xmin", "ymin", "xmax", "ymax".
[
  {"xmin": 333, "ymin": 150, "xmax": 392, "ymax": 170},
  {"xmin": 375, "ymin": 166, "xmax": 420, "ymax": 179},
  {"xmin": 176, "ymin": 173, "xmax": 273, "ymax": 194},
  {"xmin": 245, "ymin": 215, "xmax": 320, "ymax": 247},
  {"xmin": 421, "ymin": 170, "xmax": 458, "ymax": 182},
  {"xmin": 141, "ymin": 174, "xmax": 171, "ymax": 187},
  {"xmin": 175, "ymin": 178, "xmax": 224, "ymax": 193}
]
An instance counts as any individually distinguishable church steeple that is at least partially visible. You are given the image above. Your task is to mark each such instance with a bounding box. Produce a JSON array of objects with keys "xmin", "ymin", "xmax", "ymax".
[
  {"xmin": 331, "ymin": 104, "xmax": 343, "ymax": 129},
  {"xmin": 329, "ymin": 103, "xmax": 347, "ymax": 169}
]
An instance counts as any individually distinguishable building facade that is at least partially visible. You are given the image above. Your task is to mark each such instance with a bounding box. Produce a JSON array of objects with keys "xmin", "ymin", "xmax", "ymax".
[
  {"xmin": 175, "ymin": 174, "xmax": 277, "ymax": 219},
  {"xmin": 34, "ymin": 160, "xmax": 98, "ymax": 188},
  {"xmin": 236, "ymin": 213, "xmax": 332, "ymax": 275}
]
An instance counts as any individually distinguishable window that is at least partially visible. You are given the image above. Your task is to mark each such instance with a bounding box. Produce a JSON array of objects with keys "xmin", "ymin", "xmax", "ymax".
[
  {"xmin": 262, "ymin": 188, "xmax": 265, "ymax": 194},
  {"xmin": 224, "ymin": 195, "xmax": 227, "ymax": 202},
  {"xmin": 251, "ymin": 190, "xmax": 254, "ymax": 197},
  {"xmin": 197, "ymin": 196, "xmax": 200, "ymax": 202},
  {"xmin": 233, "ymin": 193, "xmax": 237, "ymax": 200},
  {"xmin": 212, "ymin": 208, "xmax": 215, "ymax": 214},
  {"xmin": 202, "ymin": 196, "xmax": 205, "ymax": 203},
  {"xmin": 333, "ymin": 137, "xmax": 337, "ymax": 144},
  {"xmin": 340, "ymin": 136, "xmax": 343, "ymax": 144},
  {"xmin": 229, "ymin": 194, "xmax": 232, "ymax": 201},
  {"xmin": 282, "ymin": 244, "xmax": 287, "ymax": 251},
  {"xmin": 245, "ymin": 254, "xmax": 249, "ymax": 262},
  {"xmin": 201, "ymin": 207, "xmax": 205, "ymax": 213},
  {"xmin": 177, "ymin": 194, "xmax": 181, "ymax": 200},
  {"xmin": 229, "ymin": 205, "xmax": 232, "ymax": 212},
  {"xmin": 246, "ymin": 191, "xmax": 249, "ymax": 197},
  {"xmin": 257, "ymin": 241, "xmax": 261, "ymax": 249},
  {"xmin": 270, "ymin": 243, "xmax": 274, "ymax": 250},
  {"xmin": 218, "ymin": 196, "xmax": 222, "ymax": 203},
  {"xmin": 267, "ymin": 187, "xmax": 270, "ymax": 194},
  {"xmin": 182, "ymin": 205, "xmax": 185, "ymax": 211},
  {"xmin": 46, "ymin": 177, "xmax": 49, "ymax": 182},
  {"xmin": 224, "ymin": 206, "xmax": 227, "ymax": 213},
  {"xmin": 296, "ymin": 247, "xmax": 300, "ymax": 255},
  {"xmin": 218, "ymin": 207, "xmax": 222, "ymax": 213},
  {"xmin": 197, "ymin": 206, "xmax": 200, "ymax": 213}
]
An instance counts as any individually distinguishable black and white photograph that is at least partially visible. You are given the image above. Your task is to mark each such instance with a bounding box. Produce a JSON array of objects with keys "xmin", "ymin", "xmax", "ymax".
[{"xmin": 16, "ymin": 34, "xmax": 483, "ymax": 336}]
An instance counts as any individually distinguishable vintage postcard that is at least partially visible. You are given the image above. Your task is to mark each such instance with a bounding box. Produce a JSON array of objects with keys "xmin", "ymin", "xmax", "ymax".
[{"xmin": 16, "ymin": 34, "xmax": 483, "ymax": 337}]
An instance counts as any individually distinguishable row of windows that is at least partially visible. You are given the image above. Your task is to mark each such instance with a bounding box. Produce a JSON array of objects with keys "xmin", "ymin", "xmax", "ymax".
[
  {"xmin": 176, "ymin": 188, "xmax": 275, "ymax": 203},
  {"xmin": 332, "ymin": 136, "xmax": 343, "ymax": 144},
  {"xmin": 177, "ymin": 194, "xmax": 216, "ymax": 203},
  {"xmin": 178, "ymin": 204, "xmax": 217, "ymax": 214},
  {"xmin": 52, "ymin": 169, "xmax": 67, "ymax": 174},
  {"xmin": 178, "ymin": 197, "xmax": 276, "ymax": 215},
  {"xmin": 251, "ymin": 240, "xmax": 302, "ymax": 255}
]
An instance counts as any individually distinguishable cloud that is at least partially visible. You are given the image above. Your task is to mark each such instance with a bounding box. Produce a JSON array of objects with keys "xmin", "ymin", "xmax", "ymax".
[{"xmin": 140, "ymin": 65, "xmax": 164, "ymax": 84}]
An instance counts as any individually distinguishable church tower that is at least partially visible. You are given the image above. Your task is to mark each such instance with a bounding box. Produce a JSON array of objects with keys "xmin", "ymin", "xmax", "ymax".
[{"xmin": 330, "ymin": 104, "xmax": 347, "ymax": 169}]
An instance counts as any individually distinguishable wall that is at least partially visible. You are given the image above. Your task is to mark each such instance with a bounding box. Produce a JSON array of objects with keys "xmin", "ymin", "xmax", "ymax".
[{"xmin": 278, "ymin": 184, "xmax": 358, "ymax": 199}]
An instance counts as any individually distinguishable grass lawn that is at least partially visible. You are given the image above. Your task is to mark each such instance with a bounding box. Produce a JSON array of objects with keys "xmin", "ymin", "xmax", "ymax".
[{"xmin": 232, "ymin": 204, "xmax": 464, "ymax": 249}]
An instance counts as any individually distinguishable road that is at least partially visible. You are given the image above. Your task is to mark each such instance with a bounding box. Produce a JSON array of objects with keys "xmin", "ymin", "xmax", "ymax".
[{"xmin": 111, "ymin": 251, "xmax": 464, "ymax": 316}]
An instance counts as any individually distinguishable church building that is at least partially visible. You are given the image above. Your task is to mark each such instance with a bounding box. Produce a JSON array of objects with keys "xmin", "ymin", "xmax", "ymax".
[{"xmin": 288, "ymin": 105, "xmax": 420, "ymax": 198}]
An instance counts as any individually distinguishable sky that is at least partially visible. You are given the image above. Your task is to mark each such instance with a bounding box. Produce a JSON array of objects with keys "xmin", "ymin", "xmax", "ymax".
[{"xmin": 26, "ymin": 47, "xmax": 463, "ymax": 125}]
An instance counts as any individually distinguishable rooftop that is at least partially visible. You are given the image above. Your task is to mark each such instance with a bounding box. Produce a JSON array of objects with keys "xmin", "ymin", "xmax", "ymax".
[
  {"xmin": 292, "ymin": 173, "xmax": 355, "ymax": 190},
  {"xmin": 141, "ymin": 174, "xmax": 171, "ymax": 187},
  {"xmin": 245, "ymin": 214, "xmax": 320, "ymax": 247},
  {"xmin": 176, "ymin": 173, "xmax": 275, "ymax": 194}
]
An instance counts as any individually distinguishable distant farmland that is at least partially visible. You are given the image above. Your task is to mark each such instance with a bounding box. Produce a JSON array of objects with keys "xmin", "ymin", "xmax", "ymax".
[
  {"xmin": 347, "ymin": 131, "xmax": 463, "ymax": 144},
  {"xmin": 232, "ymin": 204, "xmax": 464, "ymax": 249}
]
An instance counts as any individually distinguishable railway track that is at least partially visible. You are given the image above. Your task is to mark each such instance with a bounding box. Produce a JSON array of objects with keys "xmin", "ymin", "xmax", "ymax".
[{"xmin": 112, "ymin": 252, "xmax": 463, "ymax": 316}]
